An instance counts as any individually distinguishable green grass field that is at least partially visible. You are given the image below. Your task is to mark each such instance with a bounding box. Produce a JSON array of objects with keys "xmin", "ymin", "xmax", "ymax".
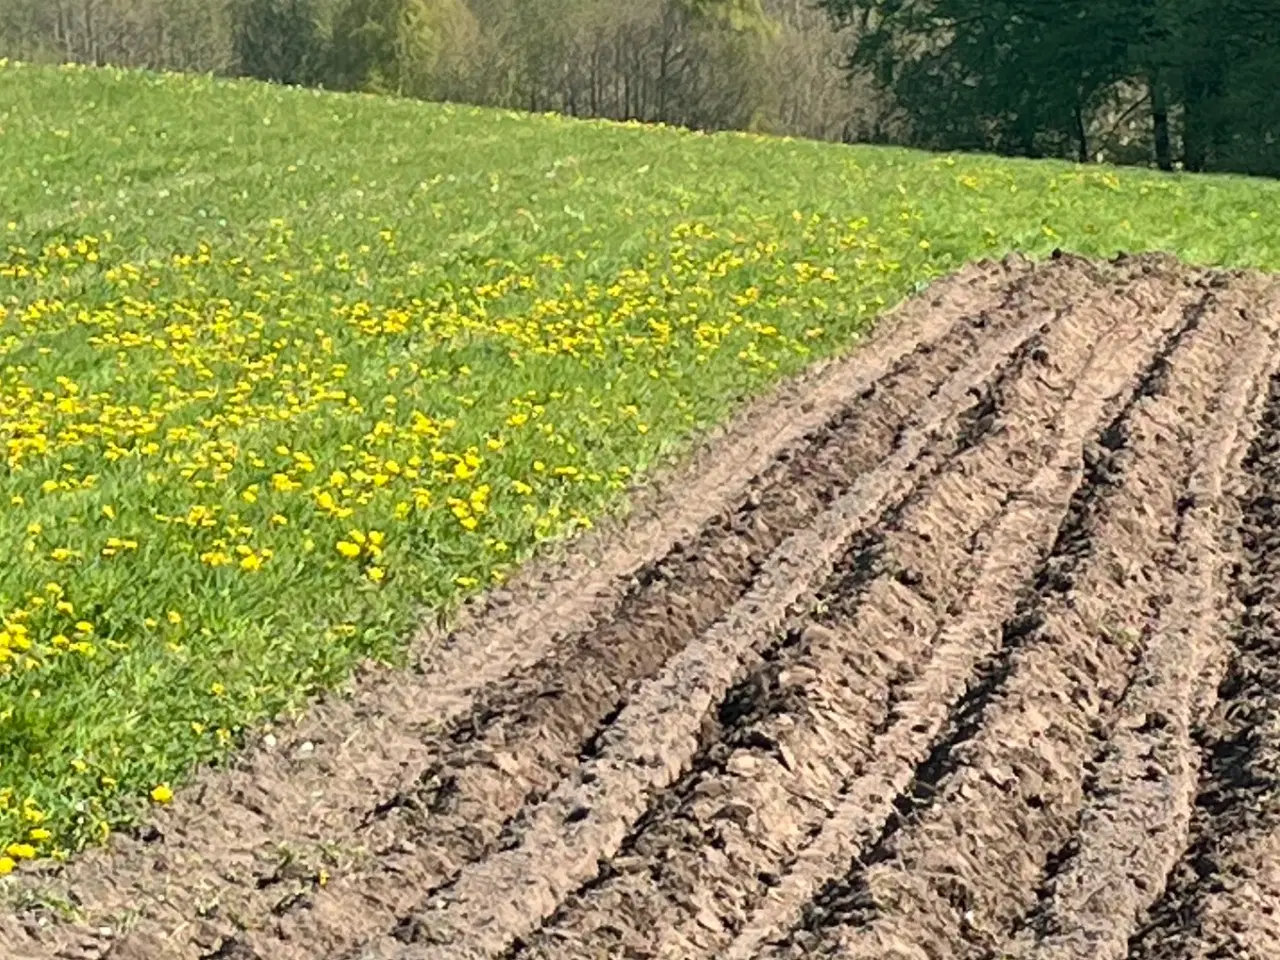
[{"xmin": 1, "ymin": 59, "xmax": 1278, "ymax": 870}]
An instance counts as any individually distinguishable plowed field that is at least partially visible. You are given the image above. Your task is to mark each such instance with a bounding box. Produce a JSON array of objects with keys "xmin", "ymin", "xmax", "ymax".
[{"xmin": 5, "ymin": 252, "xmax": 1280, "ymax": 960}]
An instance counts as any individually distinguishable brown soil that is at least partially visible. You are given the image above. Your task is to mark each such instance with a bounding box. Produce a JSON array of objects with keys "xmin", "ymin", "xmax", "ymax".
[{"xmin": 3, "ymin": 255, "xmax": 1279, "ymax": 960}]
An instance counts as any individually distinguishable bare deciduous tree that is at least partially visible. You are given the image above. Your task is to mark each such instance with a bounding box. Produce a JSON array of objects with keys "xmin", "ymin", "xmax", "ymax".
[{"xmin": 0, "ymin": 0, "xmax": 879, "ymax": 146}]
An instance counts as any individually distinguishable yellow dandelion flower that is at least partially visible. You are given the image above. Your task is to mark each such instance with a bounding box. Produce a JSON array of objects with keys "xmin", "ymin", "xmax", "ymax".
[
  {"xmin": 5, "ymin": 843, "xmax": 36, "ymax": 860},
  {"xmin": 21, "ymin": 801, "xmax": 45, "ymax": 823},
  {"xmin": 150, "ymin": 784, "xmax": 173, "ymax": 804},
  {"xmin": 336, "ymin": 541, "xmax": 361, "ymax": 559},
  {"xmin": 367, "ymin": 567, "xmax": 386, "ymax": 583},
  {"xmin": 167, "ymin": 610, "xmax": 183, "ymax": 625},
  {"xmin": 74, "ymin": 621, "xmax": 93, "ymax": 634},
  {"xmin": 0, "ymin": 857, "xmax": 14, "ymax": 876}
]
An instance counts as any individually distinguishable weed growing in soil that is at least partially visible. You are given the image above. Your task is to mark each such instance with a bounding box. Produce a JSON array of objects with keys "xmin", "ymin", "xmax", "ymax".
[{"xmin": 1, "ymin": 59, "xmax": 1278, "ymax": 865}]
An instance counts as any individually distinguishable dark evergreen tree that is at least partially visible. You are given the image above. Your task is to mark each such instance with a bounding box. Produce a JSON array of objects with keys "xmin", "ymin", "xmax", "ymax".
[
  {"xmin": 232, "ymin": 0, "xmax": 323, "ymax": 85},
  {"xmin": 821, "ymin": 0, "xmax": 1280, "ymax": 176},
  {"xmin": 325, "ymin": 0, "xmax": 402, "ymax": 91}
]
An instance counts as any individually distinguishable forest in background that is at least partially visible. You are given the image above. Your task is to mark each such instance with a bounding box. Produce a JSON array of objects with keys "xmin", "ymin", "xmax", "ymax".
[
  {"xmin": 2, "ymin": 0, "xmax": 1277, "ymax": 177},
  {"xmin": 0, "ymin": 0, "xmax": 875, "ymax": 143},
  {"xmin": 821, "ymin": 0, "xmax": 1280, "ymax": 177}
]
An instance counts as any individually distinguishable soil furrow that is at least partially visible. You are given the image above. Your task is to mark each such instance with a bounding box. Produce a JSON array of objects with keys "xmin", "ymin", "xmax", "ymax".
[
  {"xmin": 777, "ymin": 277, "xmax": 1251, "ymax": 960},
  {"xmin": 0, "ymin": 259, "xmax": 1037, "ymax": 960},
  {"xmin": 1006, "ymin": 282, "xmax": 1280, "ymax": 960},
  {"xmin": 718, "ymin": 265, "xmax": 1207, "ymax": 960},
  {"xmin": 352, "ymin": 263, "xmax": 1076, "ymax": 960},
  {"xmin": 503, "ymin": 256, "xmax": 1174, "ymax": 960},
  {"xmin": 1127, "ymin": 290, "xmax": 1280, "ymax": 960}
]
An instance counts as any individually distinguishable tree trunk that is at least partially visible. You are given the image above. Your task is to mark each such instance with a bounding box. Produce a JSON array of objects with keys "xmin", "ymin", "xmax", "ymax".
[
  {"xmin": 1182, "ymin": 95, "xmax": 1207, "ymax": 172},
  {"xmin": 1074, "ymin": 101, "xmax": 1089, "ymax": 163},
  {"xmin": 657, "ymin": 33, "xmax": 671, "ymax": 122},
  {"xmin": 1181, "ymin": 56, "xmax": 1226, "ymax": 172},
  {"xmin": 1151, "ymin": 73, "xmax": 1172, "ymax": 171}
]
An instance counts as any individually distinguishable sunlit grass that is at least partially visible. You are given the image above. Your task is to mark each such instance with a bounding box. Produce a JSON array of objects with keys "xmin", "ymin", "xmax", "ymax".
[{"xmin": 1, "ymin": 59, "xmax": 1278, "ymax": 871}]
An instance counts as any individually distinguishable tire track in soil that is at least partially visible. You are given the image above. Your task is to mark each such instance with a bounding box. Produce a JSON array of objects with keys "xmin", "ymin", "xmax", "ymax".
[
  {"xmin": 1006, "ymin": 282, "xmax": 1280, "ymax": 960},
  {"xmin": 1127, "ymin": 290, "xmax": 1280, "ymax": 960},
  {"xmin": 502, "ymin": 259, "xmax": 1188, "ymax": 960},
  {"xmin": 759, "ymin": 273, "xmax": 1249, "ymax": 960},
  {"xmin": 214, "ymin": 260, "xmax": 1103, "ymax": 960},
  {"xmin": 0, "ymin": 257, "xmax": 1035, "ymax": 960},
  {"xmin": 351, "ymin": 259, "xmax": 1104, "ymax": 960}
]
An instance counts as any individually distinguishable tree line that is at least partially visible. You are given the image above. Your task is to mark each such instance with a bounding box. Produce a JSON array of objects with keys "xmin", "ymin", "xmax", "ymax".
[
  {"xmin": 0, "ymin": 0, "xmax": 873, "ymax": 142},
  {"xmin": 821, "ymin": 0, "xmax": 1280, "ymax": 177},
  {"xmin": 2, "ymin": 0, "xmax": 1276, "ymax": 177}
]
